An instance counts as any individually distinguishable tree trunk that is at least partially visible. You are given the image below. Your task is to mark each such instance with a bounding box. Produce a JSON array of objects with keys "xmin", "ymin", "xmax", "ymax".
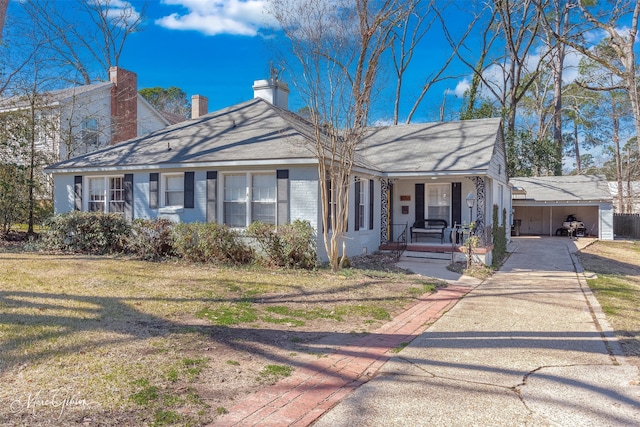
[
  {"xmin": 612, "ymin": 99, "xmax": 624, "ymax": 213},
  {"xmin": 552, "ymin": 42, "xmax": 565, "ymax": 176},
  {"xmin": 573, "ymin": 120, "xmax": 581, "ymax": 174}
]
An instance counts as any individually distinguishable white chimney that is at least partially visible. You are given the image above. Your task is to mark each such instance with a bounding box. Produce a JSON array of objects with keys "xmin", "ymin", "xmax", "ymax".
[
  {"xmin": 191, "ymin": 95, "xmax": 208, "ymax": 119},
  {"xmin": 252, "ymin": 78, "xmax": 289, "ymax": 110}
]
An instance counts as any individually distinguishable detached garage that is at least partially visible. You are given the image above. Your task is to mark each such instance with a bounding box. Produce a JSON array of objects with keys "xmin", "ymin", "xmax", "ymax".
[{"xmin": 511, "ymin": 175, "xmax": 614, "ymax": 240}]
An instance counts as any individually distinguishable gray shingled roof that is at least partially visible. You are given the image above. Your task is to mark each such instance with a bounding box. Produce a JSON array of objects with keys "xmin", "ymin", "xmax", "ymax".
[
  {"xmin": 511, "ymin": 175, "xmax": 612, "ymax": 202},
  {"xmin": 46, "ymin": 98, "xmax": 503, "ymax": 174},
  {"xmin": 47, "ymin": 98, "xmax": 319, "ymax": 171},
  {"xmin": 0, "ymin": 82, "xmax": 112, "ymax": 110},
  {"xmin": 359, "ymin": 118, "xmax": 502, "ymax": 174}
]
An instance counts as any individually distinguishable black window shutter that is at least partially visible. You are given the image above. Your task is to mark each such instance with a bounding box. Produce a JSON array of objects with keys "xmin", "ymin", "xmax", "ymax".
[
  {"xmin": 415, "ymin": 183, "xmax": 425, "ymax": 222},
  {"xmin": 149, "ymin": 173, "xmax": 159, "ymax": 209},
  {"xmin": 369, "ymin": 179, "xmax": 374, "ymax": 230},
  {"xmin": 206, "ymin": 171, "xmax": 217, "ymax": 222},
  {"xmin": 277, "ymin": 169, "xmax": 289, "ymax": 225},
  {"xmin": 354, "ymin": 178, "xmax": 361, "ymax": 231},
  {"xmin": 184, "ymin": 172, "xmax": 195, "ymax": 209},
  {"xmin": 74, "ymin": 176, "xmax": 82, "ymax": 211},
  {"xmin": 124, "ymin": 174, "xmax": 133, "ymax": 220},
  {"xmin": 452, "ymin": 182, "xmax": 462, "ymax": 227}
]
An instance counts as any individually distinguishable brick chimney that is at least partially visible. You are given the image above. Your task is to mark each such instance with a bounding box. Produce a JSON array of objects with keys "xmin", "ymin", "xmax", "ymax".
[
  {"xmin": 109, "ymin": 67, "xmax": 138, "ymax": 144},
  {"xmin": 191, "ymin": 95, "xmax": 208, "ymax": 119},
  {"xmin": 253, "ymin": 78, "xmax": 289, "ymax": 110}
]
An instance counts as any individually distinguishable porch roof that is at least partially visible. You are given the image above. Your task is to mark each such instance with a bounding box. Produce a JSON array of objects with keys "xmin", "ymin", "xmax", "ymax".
[{"xmin": 359, "ymin": 118, "xmax": 502, "ymax": 175}]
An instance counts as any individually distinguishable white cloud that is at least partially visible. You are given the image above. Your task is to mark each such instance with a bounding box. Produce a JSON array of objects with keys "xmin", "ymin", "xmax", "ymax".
[
  {"xmin": 89, "ymin": 0, "xmax": 141, "ymax": 26},
  {"xmin": 447, "ymin": 77, "xmax": 470, "ymax": 98},
  {"xmin": 156, "ymin": 0, "xmax": 278, "ymax": 37}
]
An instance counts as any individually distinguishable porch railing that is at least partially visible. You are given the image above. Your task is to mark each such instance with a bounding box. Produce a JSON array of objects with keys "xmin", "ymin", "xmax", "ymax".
[{"xmin": 390, "ymin": 223, "xmax": 408, "ymax": 260}]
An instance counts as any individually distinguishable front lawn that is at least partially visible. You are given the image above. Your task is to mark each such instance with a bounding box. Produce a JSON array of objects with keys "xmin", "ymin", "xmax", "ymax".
[
  {"xmin": 0, "ymin": 251, "xmax": 441, "ymax": 426},
  {"xmin": 576, "ymin": 240, "xmax": 640, "ymax": 367}
]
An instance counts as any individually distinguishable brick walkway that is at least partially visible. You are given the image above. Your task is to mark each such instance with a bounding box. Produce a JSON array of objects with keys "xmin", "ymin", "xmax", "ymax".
[{"xmin": 211, "ymin": 285, "xmax": 470, "ymax": 427}]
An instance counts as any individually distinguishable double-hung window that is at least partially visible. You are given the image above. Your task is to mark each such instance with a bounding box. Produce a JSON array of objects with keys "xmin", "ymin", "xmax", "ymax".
[
  {"xmin": 109, "ymin": 177, "xmax": 125, "ymax": 213},
  {"xmin": 88, "ymin": 177, "xmax": 106, "ymax": 212},
  {"xmin": 357, "ymin": 178, "xmax": 367, "ymax": 230},
  {"xmin": 223, "ymin": 172, "xmax": 276, "ymax": 227},
  {"xmin": 164, "ymin": 174, "xmax": 184, "ymax": 207},
  {"xmin": 427, "ymin": 184, "xmax": 450, "ymax": 223},
  {"xmin": 251, "ymin": 173, "xmax": 276, "ymax": 223},
  {"xmin": 81, "ymin": 118, "xmax": 99, "ymax": 148},
  {"xmin": 87, "ymin": 176, "xmax": 124, "ymax": 213}
]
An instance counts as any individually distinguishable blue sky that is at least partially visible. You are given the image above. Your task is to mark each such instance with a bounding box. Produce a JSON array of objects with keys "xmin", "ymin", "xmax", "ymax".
[
  {"xmin": 7, "ymin": 0, "xmax": 636, "ymax": 128},
  {"xmin": 104, "ymin": 0, "xmax": 477, "ymax": 123}
]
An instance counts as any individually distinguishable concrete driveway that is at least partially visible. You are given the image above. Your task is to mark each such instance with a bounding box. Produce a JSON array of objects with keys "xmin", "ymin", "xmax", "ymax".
[{"xmin": 313, "ymin": 237, "xmax": 640, "ymax": 426}]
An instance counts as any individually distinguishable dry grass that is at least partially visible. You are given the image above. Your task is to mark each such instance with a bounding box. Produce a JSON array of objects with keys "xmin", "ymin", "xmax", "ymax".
[
  {"xmin": 576, "ymin": 240, "xmax": 640, "ymax": 367},
  {"xmin": 0, "ymin": 251, "xmax": 441, "ymax": 426}
]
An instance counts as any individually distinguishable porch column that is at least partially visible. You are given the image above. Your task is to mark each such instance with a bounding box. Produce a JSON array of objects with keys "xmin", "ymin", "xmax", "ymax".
[
  {"xmin": 469, "ymin": 176, "xmax": 486, "ymax": 241},
  {"xmin": 380, "ymin": 178, "xmax": 391, "ymax": 243}
]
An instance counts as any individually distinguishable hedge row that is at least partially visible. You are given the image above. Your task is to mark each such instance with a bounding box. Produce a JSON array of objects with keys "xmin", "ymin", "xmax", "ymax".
[{"xmin": 40, "ymin": 211, "xmax": 318, "ymax": 269}]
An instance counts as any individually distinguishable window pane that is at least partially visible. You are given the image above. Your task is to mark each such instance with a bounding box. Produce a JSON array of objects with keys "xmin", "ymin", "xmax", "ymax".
[
  {"xmin": 88, "ymin": 202, "xmax": 105, "ymax": 212},
  {"xmin": 428, "ymin": 206, "xmax": 449, "ymax": 222},
  {"xmin": 82, "ymin": 118, "xmax": 98, "ymax": 147},
  {"xmin": 428, "ymin": 184, "xmax": 449, "ymax": 206},
  {"xmin": 89, "ymin": 178, "xmax": 105, "ymax": 200},
  {"xmin": 164, "ymin": 175, "xmax": 183, "ymax": 207},
  {"xmin": 251, "ymin": 174, "xmax": 275, "ymax": 224},
  {"xmin": 427, "ymin": 184, "xmax": 449, "ymax": 222},
  {"xmin": 88, "ymin": 178, "xmax": 105, "ymax": 212},
  {"xmin": 252, "ymin": 202, "xmax": 275, "ymax": 224},
  {"xmin": 225, "ymin": 202, "xmax": 247, "ymax": 227},
  {"xmin": 109, "ymin": 201, "xmax": 125, "ymax": 213},
  {"xmin": 110, "ymin": 177, "xmax": 124, "ymax": 203},
  {"xmin": 166, "ymin": 191, "xmax": 183, "ymax": 207},
  {"xmin": 166, "ymin": 175, "xmax": 183, "ymax": 191},
  {"xmin": 225, "ymin": 175, "xmax": 247, "ymax": 201},
  {"xmin": 252, "ymin": 174, "xmax": 276, "ymax": 201}
]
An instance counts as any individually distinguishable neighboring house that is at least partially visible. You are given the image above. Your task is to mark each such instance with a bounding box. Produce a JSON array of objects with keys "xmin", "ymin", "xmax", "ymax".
[
  {"xmin": 511, "ymin": 175, "xmax": 614, "ymax": 240},
  {"xmin": 45, "ymin": 79, "xmax": 511, "ymax": 263},
  {"xmin": 608, "ymin": 181, "xmax": 640, "ymax": 214},
  {"xmin": 0, "ymin": 67, "xmax": 174, "ymax": 162}
]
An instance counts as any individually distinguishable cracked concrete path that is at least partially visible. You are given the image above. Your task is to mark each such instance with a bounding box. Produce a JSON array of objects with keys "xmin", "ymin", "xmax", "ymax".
[{"xmin": 313, "ymin": 237, "xmax": 640, "ymax": 426}]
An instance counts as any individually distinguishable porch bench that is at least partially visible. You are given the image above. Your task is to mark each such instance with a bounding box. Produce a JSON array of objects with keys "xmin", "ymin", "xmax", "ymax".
[{"xmin": 410, "ymin": 219, "xmax": 448, "ymax": 243}]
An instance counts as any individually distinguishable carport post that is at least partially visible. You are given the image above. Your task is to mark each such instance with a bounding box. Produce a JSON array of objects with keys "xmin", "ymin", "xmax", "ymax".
[{"xmin": 549, "ymin": 206, "xmax": 553, "ymax": 236}]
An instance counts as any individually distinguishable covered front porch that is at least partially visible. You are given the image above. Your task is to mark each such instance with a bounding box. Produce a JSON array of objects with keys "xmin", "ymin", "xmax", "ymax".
[{"xmin": 377, "ymin": 175, "xmax": 506, "ymax": 266}]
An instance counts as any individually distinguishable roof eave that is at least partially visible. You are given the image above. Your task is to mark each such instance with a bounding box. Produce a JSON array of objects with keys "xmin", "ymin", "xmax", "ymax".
[
  {"xmin": 45, "ymin": 157, "xmax": 319, "ymax": 174},
  {"xmin": 382, "ymin": 169, "xmax": 489, "ymax": 178}
]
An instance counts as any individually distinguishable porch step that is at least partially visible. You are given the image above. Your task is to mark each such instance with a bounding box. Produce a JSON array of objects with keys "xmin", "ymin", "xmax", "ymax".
[{"xmin": 401, "ymin": 250, "xmax": 452, "ymax": 261}]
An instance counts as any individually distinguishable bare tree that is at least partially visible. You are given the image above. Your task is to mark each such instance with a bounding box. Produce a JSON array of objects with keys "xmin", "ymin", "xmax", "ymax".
[
  {"xmin": 21, "ymin": 0, "xmax": 145, "ymax": 84},
  {"xmin": 269, "ymin": 0, "xmax": 409, "ymax": 271},
  {"xmin": 562, "ymin": 83, "xmax": 600, "ymax": 174},
  {"xmin": 544, "ymin": 0, "xmax": 640, "ymax": 152},
  {"xmin": 579, "ymin": 42, "xmax": 634, "ymax": 212},
  {"xmin": 536, "ymin": 0, "xmax": 576, "ymax": 175},
  {"xmin": 403, "ymin": 1, "xmax": 479, "ymax": 124}
]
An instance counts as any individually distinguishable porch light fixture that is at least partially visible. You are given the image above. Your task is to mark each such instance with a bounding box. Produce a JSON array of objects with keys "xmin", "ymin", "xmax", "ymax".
[{"xmin": 466, "ymin": 192, "xmax": 476, "ymax": 219}]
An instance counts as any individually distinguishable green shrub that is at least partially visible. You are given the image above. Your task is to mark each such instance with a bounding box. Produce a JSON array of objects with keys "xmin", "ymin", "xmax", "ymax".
[
  {"xmin": 127, "ymin": 218, "xmax": 175, "ymax": 260},
  {"xmin": 172, "ymin": 222, "xmax": 254, "ymax": 265},
  {"xmin": 246, "ymin": 220, "xmax": 317, "ymax": 269},
  {"xmin": 491, "ymin": 205, "xmax": 508, "ymax": 268},
  {"xmin": 40, "ymin": 211, "xmax": 130, "ymax": 254}
]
